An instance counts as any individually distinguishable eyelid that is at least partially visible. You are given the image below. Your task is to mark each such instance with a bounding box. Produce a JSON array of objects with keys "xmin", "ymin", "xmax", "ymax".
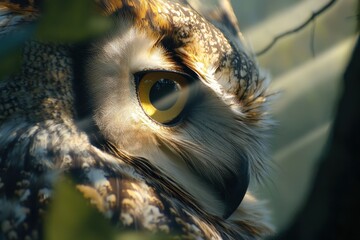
[{"xmin": 134, "ymin": 70, "xmax": 195, "ymax": 84}]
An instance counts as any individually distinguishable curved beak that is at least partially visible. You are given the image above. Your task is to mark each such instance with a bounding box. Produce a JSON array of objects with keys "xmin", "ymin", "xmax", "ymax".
[{"xmin": 220, "ymin": 161, "xmax": 249, "ymax": 218}]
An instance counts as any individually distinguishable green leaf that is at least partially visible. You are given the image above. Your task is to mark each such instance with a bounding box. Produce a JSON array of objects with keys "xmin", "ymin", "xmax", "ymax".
[
  {"xmin": 0, "ymin": 25, "xmax": 35, "ymax": 79},
  {"xmin": 44, "ymin": 178, "xmax": 115, "ymax": 240},
  {"xmin": 0, "ymin": 49, "xmax": 22, "ymax": 80},
  {"xmin": 36, "ymin": 0, "xmax": 112, "ymax": 42}
]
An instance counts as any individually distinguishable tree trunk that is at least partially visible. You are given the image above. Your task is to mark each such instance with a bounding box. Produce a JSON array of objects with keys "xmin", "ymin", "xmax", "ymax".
[{"xmin": 277, "ymin": 36, "xmax": 360, "ymax": 240}]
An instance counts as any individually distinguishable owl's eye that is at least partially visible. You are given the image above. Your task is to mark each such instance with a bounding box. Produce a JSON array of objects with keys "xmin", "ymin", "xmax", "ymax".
[{"xmin": 135, "ymin": 71, "xmax": 192, "ymax": 125}]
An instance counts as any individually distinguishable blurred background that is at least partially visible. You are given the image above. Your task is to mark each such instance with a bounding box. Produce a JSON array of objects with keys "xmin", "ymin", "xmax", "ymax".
[{"xmin": 232, "ymin": 0, "xmax": 358, "ymax": 233}]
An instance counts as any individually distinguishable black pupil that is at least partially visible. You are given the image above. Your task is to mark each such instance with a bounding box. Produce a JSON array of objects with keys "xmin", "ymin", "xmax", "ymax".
[{"xmin": 149, "ymin": 79, "xmax": 180, "ymax": 111}]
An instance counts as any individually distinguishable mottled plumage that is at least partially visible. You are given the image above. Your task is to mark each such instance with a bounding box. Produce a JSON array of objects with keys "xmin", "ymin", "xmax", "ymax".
[{"xmin": 0, "ymin": 0, "xmax": 273, "ymax": 239}]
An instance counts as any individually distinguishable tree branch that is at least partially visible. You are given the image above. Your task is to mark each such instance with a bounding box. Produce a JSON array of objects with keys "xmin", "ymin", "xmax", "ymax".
[{"xmin": 256, "ymin": 0, "xmax": 337, "ymax": 56}]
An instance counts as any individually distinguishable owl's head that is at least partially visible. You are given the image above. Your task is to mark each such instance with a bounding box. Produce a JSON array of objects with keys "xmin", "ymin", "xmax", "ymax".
[{"xmin": 82, "ymin": 0, "xmax": 271, "ymax": 218}]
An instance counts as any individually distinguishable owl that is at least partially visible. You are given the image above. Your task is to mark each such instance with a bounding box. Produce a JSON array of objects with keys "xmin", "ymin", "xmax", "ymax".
[{"xmin": 0, "ymin": 0, "xmax": 273, "ymax": 239}]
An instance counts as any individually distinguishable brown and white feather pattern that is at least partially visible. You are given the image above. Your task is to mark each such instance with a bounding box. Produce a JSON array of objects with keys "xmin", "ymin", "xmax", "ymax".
[{"xmin": 0, "ymin": 1, "xmax": 274, "ymax": 239}]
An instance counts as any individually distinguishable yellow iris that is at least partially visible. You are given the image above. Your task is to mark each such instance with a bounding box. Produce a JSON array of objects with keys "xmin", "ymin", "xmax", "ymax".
[{"xmin": 137, "ymin": 71, "xmax": 190, "ymax": 125}]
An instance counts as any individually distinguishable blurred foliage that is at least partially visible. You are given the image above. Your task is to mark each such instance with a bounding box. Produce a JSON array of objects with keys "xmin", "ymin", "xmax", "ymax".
[
  {"xmin": 0, "ymin": 48, "xmax": 23, "ymax": 79},
  {"xmin": 114, "ymin": 233, "xmax": 169, "ymax": 240},
  {"xmin": 44, "ymin": 178, "xmax": 115, "ymax": 240},
  {"xmin": 45, "ymin": 178, "xmax": 169, "ymax": 240},
  {"xmin": 0, "ymin": 25, "xmax": 35, "ymax": 79},
  {"xmin": 36, "ymin": 0, "xmax": 112, "ymax": 42},
  {"xmin": 0, "ymin": 0, "xmax": 112, "ymax": 79}
]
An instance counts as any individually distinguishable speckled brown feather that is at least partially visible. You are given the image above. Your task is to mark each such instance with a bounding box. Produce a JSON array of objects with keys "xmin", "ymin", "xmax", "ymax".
[{"xmin": 0, "ymin": 1, "xmax": 273, "ymax": 239}]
